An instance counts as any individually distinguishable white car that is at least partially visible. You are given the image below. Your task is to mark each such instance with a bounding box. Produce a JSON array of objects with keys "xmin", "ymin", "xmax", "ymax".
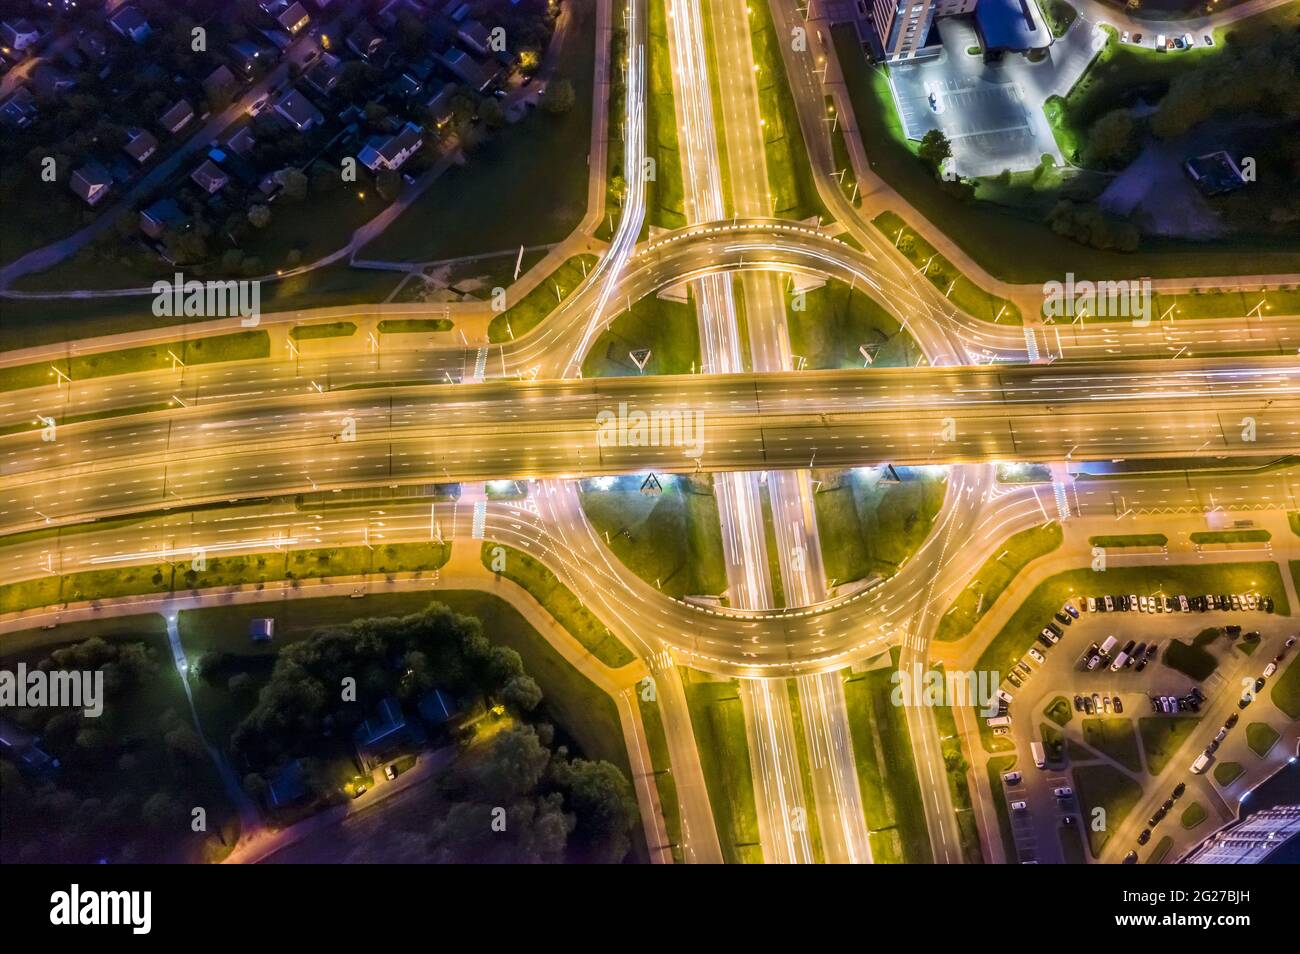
[
  {"xmin": 1028, "ymin": 648, "xmax": 1045, "ymax": 664},
  {"xmin": 1053, "ymin": 786, "xmax": 1073, "ymax": 798},
  {"xmin": 1003, "ymin": 771, "xmax": 1022, "ymax": 785},
  {"xmin": 1263, "ymin": 662, "xmax": 1277, "ymax": 678},
  {"xmin": 1120, "ymin": 30, "xmax": 1130, "ymax": 43},
  {"xmin": 1010, "ymin": 800, "xmax": 1028, "ymax": 812}
]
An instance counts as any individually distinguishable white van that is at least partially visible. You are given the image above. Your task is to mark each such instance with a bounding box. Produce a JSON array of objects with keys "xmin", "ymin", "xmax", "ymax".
[
  {"xmin": 1031, "ymin": 740, "xmax": 1046, "ymax": 769},
  {"xmin": 1191, "ymin": 753, "xmax": 1212, "ymax": 774},
  {"xmin": 987, "ymin": 716, "xmax": 1011, "ymax": 728},
  {"xmin": 1110, "ymin": 651, "xmax": 1130, "ymax": 672},
  {"xmin": 1099, "ymin": 635, "xmax": 1119, "ymax": 657}
]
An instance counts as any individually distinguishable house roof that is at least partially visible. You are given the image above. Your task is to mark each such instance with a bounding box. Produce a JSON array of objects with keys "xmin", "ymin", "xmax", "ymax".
[
  {"xmin": 274, "ymin": 87, "xmax": 323, "ymax": 129},
  {"xmin": 123, "ymin": 127, "xmax": 158, "ymax": 162},
  {"xmin": 203, "ymin": 64, "xmax": 238, "ymax": 101},
  {"xmin": 70, "ymin": 160, "xmax": 113, "ymax": 203},
  {"xmin": 141, "ymin": 196, "xmax": 187, "ymax": 228},
  {"xmin": 191, "ymin": 158, "xmax": 229, "ymax": 193},
  {"xmin": 159, "ymin": 98, "xmax": 194, "ymax": 132}
]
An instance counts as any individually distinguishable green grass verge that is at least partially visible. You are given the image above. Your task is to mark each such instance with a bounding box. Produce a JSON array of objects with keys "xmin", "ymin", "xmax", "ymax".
[
  {"xmin": 645, "ymin": 0, "xmax": 687, "ymax": 230},
  {"xmin": 1140, "ymin": 716, "xmax": 1201, "ymax": 775},
  {"xmin": 788, "ymin": 278, "xmax": 921, "ymax": 370},
  {"xmin": 936, "ymin": 522, "xmax": 1063, "ymax": 643},
  {"xmin": 1180, "ymin": 801, "xmax": 1208, "ymax": 829},
  {"xmin": 0, "ymin": 330, "xmax": 269, "ymax": 393},
  {"xmin": 637, "ymin": 691, "xmax": 684, "ymax": 862},
  {"xmin": 1090, "ymin": 534, "xmax": 1168, "ymax": 548},
  {"xmin": 680, "ymin": 669, "xmax": 762, "ymax": 864},
  {"xmin": 814, "ymin": 469, "xmax": 946, "ymax": 590},
  {"xmin": 487, "ymin": 254, "xmax": 598, "ymax": 343},
  {"xmin": 376, "ymin": 319, "xmax": 453, "ymax": 334},
  {"xmin": 1146, "ymin": 834, "xmax": 1173, "ymax": 864},
  {"xmin": 873, "ymin": 211, "xmax": 1023, "ymax": 324},
  {"xmin": 289, "ymin": 321, "xmax": 356, "ymax": 341},
  {"xmin": 933, "ymin": 674, "xmax": 985, "ymax": 863},
  {"xmin": 580, "ymin": 293, "xmax": 701, "ymax": 376},
  {"xmin": 0, "ymin": 541, "xmax": 451, "ymax": 616},
  {"xmin": 577, "ymin": 476, "xmax": 728, "ymax": 599},
  {"xmin": 1213, "ymin": 761, "xmax": 1243, "ymax": 786},
  {"xmin": 1271, "ymin": 653, "xmax": 1300, "ymax": 719},
  {"xmin": 1190, "ymin": 529, "xmax": 1271, "ymax": 545},
  {"xmin": 785, "ymin": 681, "xmax": 825, "ymax": 863},
  {"xmin": 479, "ymin": 542, "xmax": 635, "ymax": 668},
  {"xmin": 843, "ymin": 656, "xmax": 935, "ymax": 864},
  {"xmin": 1046, "ymin": 696, "xmax": 1073, "ymax": 726},
  {"xmin": 1246, "ymin": 722, "xmax": 1280, "ymax": 757},
  {"xmin": 1081, "ymin": 717, "xmax": 1142, "ymax": 773},
  {"xmin": 1073, "ymin": 762, "xmax": 1143, "ymax": 858},
  {"xmin": 986, "ymin": 753, "xmax": 1019, "ymax": 862}
]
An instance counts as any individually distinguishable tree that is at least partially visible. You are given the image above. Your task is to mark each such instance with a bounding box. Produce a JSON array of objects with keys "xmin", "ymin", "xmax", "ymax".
[
  {"xmin": 480, "ymin": 97, "xmax": 505, "ymax": 130},
  {"xmin": 917, "ymin": 129, "xmax": 952, "ymax": 175},
  {"xmin": 542, "ymin": 77, "xmax": 575, "ymax": 115},
  {"xmin": 247, "ymin": 204, "xmax": 272, "ymax": 229},
  {"xmin": 280, "ymin": 168, "xmax": 308, "ymax": 200},
  {"xmin": 501, "ymin": 674, "xmax": 543, "ymax": 712},
  {"xmin": 553, "ymin": 757, "xmax": 637, "ymax": 863},
  {"xmin": 1085, "ymin": 109, "xmax": 1136, "ymax": 167}
]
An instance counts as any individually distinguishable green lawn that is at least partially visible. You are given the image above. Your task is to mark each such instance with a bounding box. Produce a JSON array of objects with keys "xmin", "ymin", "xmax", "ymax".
[
  {"xmin": 932, "ymin": 676, "xmax": 985, "ymax": 863},
  {"xmin": 1271, "ymin": 653, "xmax": 1300, "ymax": 719},
  {"xmin": 872, "ymin": 211, "xmax": 1023, "ymax": 324},
  {"xmin": 1213, "ymin": 761, "xmax": 1244, "ymax": 786},
  {"xmin": 479, "ymin": 542, "xmax": 635, "ymax": 668},
  {"xmin": 1041, "ymin": 0, "xmax": 1077, "ymax": 37},
  {"xmin": 1162, "ymin": 637, "xmax": 1219, "ymax": 682},
  {"xmin": 0, "ymin": 541, "xmax": 452, "ymax": 616},
  {"xmin": 645, "ymin": 0, "xmax": 686, "ymax": 230},
  {"xmin": 1081, "ymin": 717, "xmax": 1142, "ymax": 773},
  {"xmin": 0, "ymin": 330, "xmax": 269, "ymax": 393},
  {"xmin": 936, "ymin": 522, "xmax": 1063, "ymax": 643},
  {"xmin": 488, "ymin": 255, "xmax": 598, "ymax": 343},
  {"xmin": 785, "ymin": 681, "xmax": 826, "ymax": 863},
  {"xmin": 1140, "ymin": 716, "xmax": 1201, "ymax": 776},
  {"xmin": 680, "ymin": 669, "xmax": 763, "ymax": 864},
  {"xmin": 1246, "ymin": 722, "xmax": 1280, "ymax": 758},
  {"xmin": 1073, "ymin": 762, "xmax": 1143, "ymax": 858},
  {"xmin": 842, "ymin": 657, "xmax": 935, "ymax": 863},
  {"xmin": 1180, "ymin": 801, "xmax": 1208, "ymax": 830},
  {"xmin": 577, "ymin": 476, "xmax": 728, "ymax": 600},
  {"xmin": 814, "ymin": 468, "xmax": 946, "ymax": 590},
  {"xmin": 787, "ymin": 278, "xmax": 921, "ymax": 370},
  {"xmin": 580, "ymin": 293, "xmax": 701, "ymax": 376},
  {"xmin": 1146, "ymin": 834, "xmax": 1174, "ymax": 864}
]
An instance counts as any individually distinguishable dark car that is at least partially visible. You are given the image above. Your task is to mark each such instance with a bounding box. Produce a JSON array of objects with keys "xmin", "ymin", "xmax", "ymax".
[
  {"xmin": 1084, "ymin": 697, "xmax": 1095, "ymax": 715},
  {"xmin": 1055, "ymin": 612, "xmax": 1072, "ymax": 626},
  {"xmin": 1074, "ymin": 694, "xmax": 1085, "ymax": 712},
  {"xmin": 1124, "ymin": 850, "xmax": 1138, "ymax": 864},
  {"xmin": 1137, "ymin": 828, "xmax": 1151, "ymax": 845},
  {"xmin": 1113, "ymin": 696, "xmax": 1124, "ymax": 713},
  {"xmin": 1172, "ymin": 782, "xmax": 1186, "ymax": 799},
  {"xmin": 1162, "ymin": 798, "xmax": 1174, "ymax": 812},
  {"xmin": 1149, "ymin": 696, "xmax": 1162, "ymax": 713},
  {"xmin": 1047, "ymin": 621, "xmax": 1063, "ymax": 637},
  {"xmin": 1225, "ymin": 713, "xmax": 1240, "ymax": 729},
  {"xmin": 1255, "ymin": 676, "xmax": 1266, "ymax": 692}
]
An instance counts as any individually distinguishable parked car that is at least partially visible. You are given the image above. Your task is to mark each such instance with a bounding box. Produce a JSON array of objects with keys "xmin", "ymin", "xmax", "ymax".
[
  {"xmin": 1137, "ymin": 828, "xmax": 1151, "ymax": 845},
  {"xmin": 1053, "ymin": 786, "xmax": 1073, "ymax": 799},
  {"xmin": 1003, "ymin": 771, "xmax": 1022, "ymax": 785},
  {"xmin": 1074, "ymin": 694, "xmax": 1085, "ymax": 712},
  {"xmin": 1113, "ymin": 696, "xmax": 1123, "ymax": 713},
  {"xmin": 1010, "ymin": 800, "xmax": 1028, "ymax": 812},
  {"xmin": 1172, "ymin": 782, "xmax": 1186, "ymax": 799},
  {"xmin": 1028, "ymin": 648, "xmax": 1045, "ymax": 664}
]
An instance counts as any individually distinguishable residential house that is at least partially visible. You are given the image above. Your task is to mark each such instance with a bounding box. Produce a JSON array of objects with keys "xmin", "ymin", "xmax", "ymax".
[
  {"xmin": 0, "ymin": 88, "xmax": 39, "ymax": 128},
  {"xmin": 273, "ymin": 87, "xmax": 323, "ymax": 131},
  {"xmin": 225, "ymin": 125, "xmax": 257, "ymax": 158},
  {"xmin": 352, "ymin": 696, "xmax": 410, "ymax": 769},
  {"xmin": 139, "ymin": 196, "xmax": 188, "ymax": 238},
  {"xmin": 357, "ymin": 120, "xmax": 424, "ymax": 172},
  {"xmin": 438, "ymin": 46, "xmax": 490, "ymax": 92},
  {"xmin": 260, "ymin": 27, "xmax": 294, "ymax": 52},
  {"xmin": 70, "ymin": 159, "xmax": 113, "ymax": 206},
  {"xmin": 423, "ymin": 79, "xmax": 454, "ymax": 127},
  {"xmin": 76, "ymin": 30, "xmax": 109, "ymax": 62},
  {"xmin": 0, "ymin": 19, "xmax": 43, "ymax": 54},
  {"xmin": 346, "ymin": 21, "xmax": 386, "ymax": 60},
  {"xmin": 203, "ymin": 64, "xmax": 239, "ymax": 106},
  {"xmin": 30, "ymin": 64, "xmax": 75, "ymax": 97},
  {"xmin": 108, "ymin": 5, "xmax": 152, "ymax": 44},
  {"xmin": 190, "ymin": 158, "xmax": 229, "ymax": 194},
  {"xmin": 275, "ymin": 1, "xmax": 311, "ymax": 35},
  {"xmin": 228, "ymin": 39, "xmax": 265, "ymax": 74},
  {"xmin": 266, "ymin": 759, "xmax": 308, "ymax": 808},
  {"xmin": 303, "ymin": 51, "xmax": 344, "ymax": 95},
  {"xmin": 122, "ymin": 127, "xmax": 158, "ymax": 164},
  {"xmin": 455, "ymin": 19, "xmax": 492, "ymax": 55},
  {"xmin": 158, "ymin": 98, "xmax": 195, "ymax": 135},
  {"xmin": 0, "ymin": 718, "xmax": 60, "ymax": 776}
]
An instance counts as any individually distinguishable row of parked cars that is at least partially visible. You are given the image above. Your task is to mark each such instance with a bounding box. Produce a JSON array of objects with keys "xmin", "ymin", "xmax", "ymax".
[
  {"xmin": 1124, "ymin": 780, "xmax": 1190, "ymax": 861},
  {"xmin": 1082, "ymin": 592, "xmax": 1273, "ymax": 614},
  {"xmin": 1151, "ymin": 685, "xmax": 1202, "ymax": 714},
  {"xmin": 1076, "ymin": 635, "xmax": 1158, "ymax": 673},
  {"xmin": 1074, "ymin": 692, "xmax": 1122, "ymax": 715}
]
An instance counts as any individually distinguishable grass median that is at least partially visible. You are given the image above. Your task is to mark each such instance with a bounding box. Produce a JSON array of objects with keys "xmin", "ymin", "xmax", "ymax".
[
  {"xmin": 936, "ymin": 522, "xmax": 1063, "ymax": 643},
  {"xmin": 487, "ymin": 255, "xmax": 598, "ymax": 343}
]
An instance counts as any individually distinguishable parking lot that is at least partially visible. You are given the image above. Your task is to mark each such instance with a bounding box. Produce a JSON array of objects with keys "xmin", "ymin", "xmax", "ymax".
[
  {"xmin": 887, "ymin": 16, "xmax": 1106, "ymax": 177},
  {"xmin": 990, "ymin": 586, "xmax": 1295, "ymax": 863}
]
